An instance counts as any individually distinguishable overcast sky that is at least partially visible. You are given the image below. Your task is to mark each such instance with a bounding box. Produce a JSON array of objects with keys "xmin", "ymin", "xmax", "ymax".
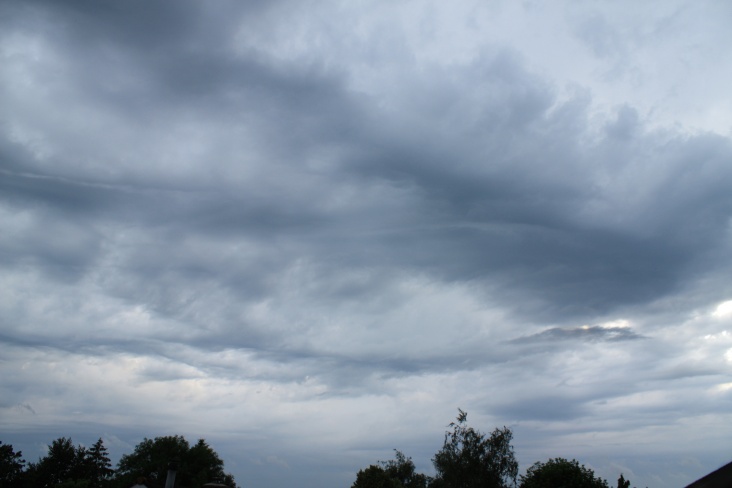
[{"xmin": 2, "ymin": 1, "xmax": 732, "ymax": 487}]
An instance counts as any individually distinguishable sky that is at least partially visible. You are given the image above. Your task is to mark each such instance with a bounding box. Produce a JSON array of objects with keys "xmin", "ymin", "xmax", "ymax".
[{"xmin": 1, "ymin": 1, "xmax": 732, "ymax": 487}]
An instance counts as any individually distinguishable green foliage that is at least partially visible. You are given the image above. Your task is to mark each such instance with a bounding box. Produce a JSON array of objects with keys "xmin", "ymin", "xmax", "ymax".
[
  {"xmin": 432, "ymin": 409, "xmax": 518, "ymax": 488},
  {"xmin": 0, "ymin": 441, "xmax": 26, "ymax": 487},
  {"xmin": 352, "ymin": 450, "xmax": 429, "ymax": 488},
  {"xmin": 352, "ymin": 465, "xmax": 402, "ymax": 488},
  {"xmin": 615, "ymin": 473, "xmax": 640, "ymax": 488},
  {"xmin": 56, "ymin": 481, "xmax": 91, "ymax": 488},
  {"xmin": 349, "ymin": 410, "xmax": 638, "ymax": 488},
  {"xmin": 519, "ymin": 458, "xmax": 609, "ymax": 488},
  {"xmin": 27, "ymin": 437, "xmax": 88, "ymax": 488},
  {"xmin": 382, "ymin": 450, "xmax": 429, "ymax": 488},
  {"xmin": 616, "ymin": 474, "xmax": 630, "ymax": 488},
  {"xmin": 116, "ymin": 435, "xmax": 190, "ymax": 486},
  {"xmin": 85, "ymin": 438, "xmax": 114, "ymax": 487},
  {"xmin": 15, "ymin": 437, "xmax": 113, "ymax": 488},
  {"xmin": 115, "ymin": 435, "xmax": 235, "ymax": 488},
  {"xmin": 2, "ymin": 435, "xmax": 234, "ymax": 488}
]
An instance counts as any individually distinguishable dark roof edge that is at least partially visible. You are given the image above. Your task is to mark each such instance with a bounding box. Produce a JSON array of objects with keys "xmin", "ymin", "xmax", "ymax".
[{"xmin": 685, "ymin": 460, "xmax": 732, "ymax": 488}]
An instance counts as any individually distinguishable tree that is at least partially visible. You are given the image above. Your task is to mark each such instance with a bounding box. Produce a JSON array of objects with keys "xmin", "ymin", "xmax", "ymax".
[
  {"xmin": 26, "ymin": 437, "xmax": 89, "ymax": 488},
  {"xmin": 382, "ymin": 450, "xmax": 429, "ymax": 488},
  {"xmin": 519, "ymin": 458, "xmax": 609, "ymax": 488},
  {"xmin": 432, "ymin": 409, "xmax": 518, "ymax": 488},
  {"xmin": 186, "ymin": 439, "xmax": 235, "ymax": 488},
  {"xmin": 84, "ymin": 438, "xmax": 114, "ymax": 487},
  {"xmin": 0, "ymin": 441, "xmax": 26, "ymax": 487},
  {"xmin": 115, "ymin": 435, "xmax": 236, "ymax": 488},
  {"xmin": 615, "ymin": 473, "xmax": 641, "ymax": 488},
  {"xmin": 352, "ymin": 465, "xmax": 402, "ymax": 488},
  {"xmin": 352, "ymin": 450, "xmax": 429, "ymax": 488},
  {"xmin": 616, "ymin": 474, "xmax": 630, "ymax": 488},
  {"xmin": 18, "ymin": 437, "xmax": 113, "ymax": 488}
]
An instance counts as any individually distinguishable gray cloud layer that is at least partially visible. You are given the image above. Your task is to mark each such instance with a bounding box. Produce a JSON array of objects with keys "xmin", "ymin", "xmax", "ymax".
[{"xmin": 2, "ymin": 1, "xmax": 732, "ymax": 487}]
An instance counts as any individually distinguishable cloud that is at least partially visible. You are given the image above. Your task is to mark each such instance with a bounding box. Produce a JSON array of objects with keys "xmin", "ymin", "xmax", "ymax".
[
  {"xmin": 2, "ymin": 1, "xmax": 732, "ymax": 487},
  {"xmin": 513, "ymin": 325, "xmax": 644, "ymax": 344}
]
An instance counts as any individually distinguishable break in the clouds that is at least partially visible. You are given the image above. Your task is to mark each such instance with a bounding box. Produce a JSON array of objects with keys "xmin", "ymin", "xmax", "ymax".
[{"xmin": 2, "ymin": 1, "xmax": 732, "ymax": 487}]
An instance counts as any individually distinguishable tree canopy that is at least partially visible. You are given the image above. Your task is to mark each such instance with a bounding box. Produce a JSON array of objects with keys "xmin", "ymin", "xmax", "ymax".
[
  {"xmin": 116, "ymin": 435, "xmax": 235, "ymax": 488},
  {"xmin": 23, "ymin": 437, "xmax": 96, "ymax": 488},
  {"xmin": 519, "ymin": 458, "xmax": 609, "ymax": 488},
  {"xmin": 0, "ymin": 441, "xmax": 25, "ymax": 487},
  {"xmin": 350, "ymin": 409, "xmax": 640, "ymax": 488},
  {"xmin": 352, "ymin": 450, "xmax": 429, "ymax": 488},
  {"xmin": 0, "ymin": 435, "xmax": 235, "ymax": 488},
  {"xmin": 431, "ymin": 409, "xmax": 518, "ymax": 488},
  {"xmin": 2, "ymin": 412, "xmax": 643, "ymax": 488}
]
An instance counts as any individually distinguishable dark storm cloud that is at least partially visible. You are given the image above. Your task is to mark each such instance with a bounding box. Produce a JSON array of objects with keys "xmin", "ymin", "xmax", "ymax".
[
  {"xmin": 0, "ymin": 153, "xmax": 136, "ymax": 216},
  {"xmin": 495, "ymin": 395, "xmax": 589, "ymax": 422},
  {"xmin": 1, "ymin": 0, "xmax": 252, "ymax": 50},
  {"xmin": 513, "ymin": 325, "xmax": 644, "ymax": 343},
  {"xmin": 3, "ymin": 2, "xmax": 732, "ymax": 487},
  {"xmin": 4, "ymin": 0, "xmax": 732, "ymax": 325},
  {"xmin": 335, "ymin": 109, "xmax": 732, "ymax": 321}
]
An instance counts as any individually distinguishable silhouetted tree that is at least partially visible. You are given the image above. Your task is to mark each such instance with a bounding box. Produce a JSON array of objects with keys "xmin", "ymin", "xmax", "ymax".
[
  {"xmin": 616, "ymin": 473, "xmax": 630, "ymax": 488},
  {"xmin": 0, "ymin": 441, "xmax": 26, "ymax": 487},
  {"xmin": 115, "ymin": 435, "xmax": 235, "ymax": 488},
  {"xmin": 615, "ymin": 473, "xmax": 642, "ymax": 488},
  {"xmin": 382, "ymin": 450, "xmax": 429, "ymax": 488},
  {"xmin": 432, "ymin": 409, "xmax": 518, "ymax": 488},
  {"xmin": 352, "ymin": 465, "xmax": 402, "ymax": 488},
  {"xmin": 84, "ymin": 438, "xmax": 114, "ymax": 487},
  {"xmin": 352, "ymin": 450, "xmax": 429, "ymax": 488},
  {"xmin": 519, "ymin": 458, "xmax": 608, "ymax": 488},
  {"xmin": 25, "ymin": 437, "xmax": 89, "ymax": 487},
  {"xmin": 186, "ymin": 439, "xmax": 235, "ymax": 488}
]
